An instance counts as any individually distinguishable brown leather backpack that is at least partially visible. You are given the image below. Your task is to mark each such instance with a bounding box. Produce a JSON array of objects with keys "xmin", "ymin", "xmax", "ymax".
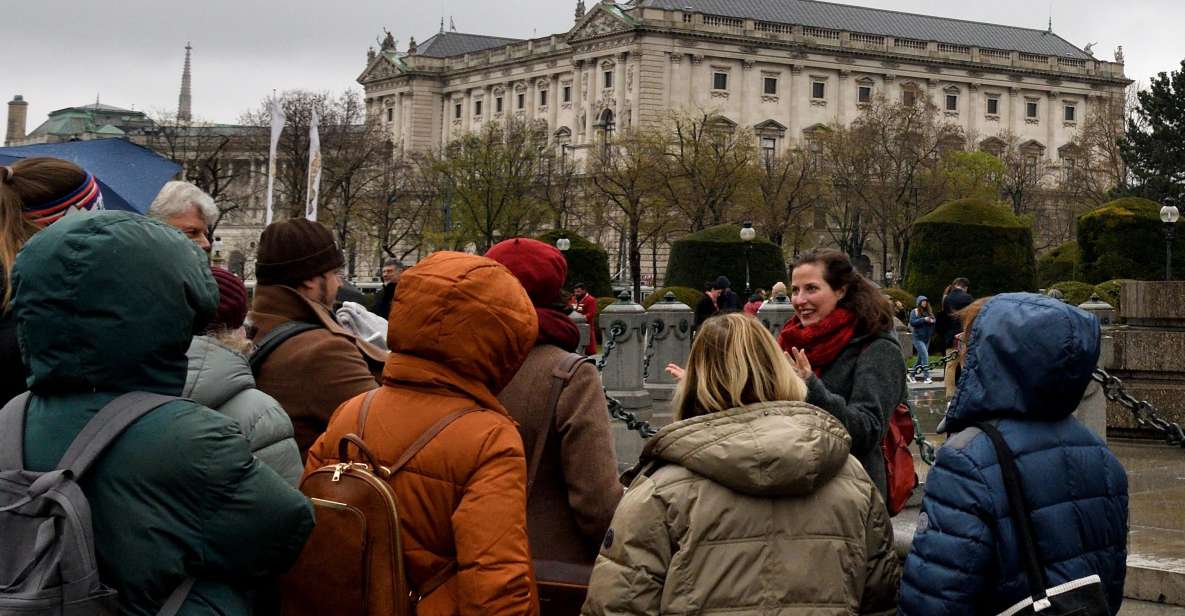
[{"xmin": 281, "ymin": 390, "xmax": 476, "ymax": 615}]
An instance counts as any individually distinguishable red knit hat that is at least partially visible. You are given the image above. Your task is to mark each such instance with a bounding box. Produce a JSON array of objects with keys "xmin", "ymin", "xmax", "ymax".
[
  {"xmin": 485, "ymin": 237, "xmax": 567, "ymax": 307},
  {"xmin": 210, "ymin": 267, "xmax": 248, "ymax": 331}
]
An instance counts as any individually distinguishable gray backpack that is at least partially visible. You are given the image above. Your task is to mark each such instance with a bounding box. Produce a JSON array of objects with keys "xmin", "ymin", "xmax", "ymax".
[{"xmin": 0, "ymin": 391, "xmax": 194, "ymax": 616}]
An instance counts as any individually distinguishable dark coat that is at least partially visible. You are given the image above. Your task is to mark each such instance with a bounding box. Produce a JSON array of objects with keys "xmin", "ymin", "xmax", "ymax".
[
  {"xmin": 941, "ymin": 287, "xmax": 974, "ymax": 347},
  {"xmin": 371, "ymin": 281, "xmax": 396, "ymax": 319},
  {"xmin": 0, "ymin": 310, "xmax": 24, "ymax": 404},
  {"xmin": 693, "ymin": 295, "xmax": 717, "ymax": 329},
  {"xmin": 803, "ymin": 330, "xmax": 908, "ymax": 500},
  {"xmin": 13, "ymin": 212, "xmax": 313, "ymax": 616},
  {"xmin": 716, "ymin": 289, "xmax": 744, "ymax": 313},
  {"xmin": 899, "ymin": 293, "xmax": 1128, "ymax": 615}
]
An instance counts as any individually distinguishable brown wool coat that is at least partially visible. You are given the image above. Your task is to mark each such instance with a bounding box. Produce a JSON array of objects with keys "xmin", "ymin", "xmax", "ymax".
[
  {"xmin": 305, "ymin": 252, "xmax": 541, "ymax": 616},
  {"xmin": 248, "ymin": 285, "xmax": 387, "ymax": 459},
  {"xmin": 497, "ymin": 344, "xmax": 623, "ymax": 572}
]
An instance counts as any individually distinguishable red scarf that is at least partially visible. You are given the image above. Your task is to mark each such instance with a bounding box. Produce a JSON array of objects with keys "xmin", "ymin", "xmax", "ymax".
[
  {"xmin": 778, "ymin": 307, "xmax": 858, "ymax": 375},
  {"xmin": 536, "ymin": 306, "xmax": 580, "ymax": 352}
]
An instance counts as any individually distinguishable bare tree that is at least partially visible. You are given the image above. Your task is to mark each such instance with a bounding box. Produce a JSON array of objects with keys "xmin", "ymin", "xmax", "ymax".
[
  {"xmin": 995, "ymin": 131, "xmax": 1055, "ymax": 217},
  {"xmin": 655, "ymin": 111, "xmax": 760, "ymax": 231},
  {"xmin": 535, "ymin": 143, "xmax": 584, "ymax": 231},
  {"xmin": 752, "ymin": 146, "xmax": 820, "ymax": 251},
  {"xmin": 365, "ymin": 151, "xmax": 433, "ymax": 261}
]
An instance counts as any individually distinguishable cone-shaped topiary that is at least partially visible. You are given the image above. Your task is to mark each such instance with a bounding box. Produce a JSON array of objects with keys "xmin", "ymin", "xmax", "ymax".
[
  {"xmin": 1037, "ymin": 241, "xmax": 1081, "ymax": 287},
  {"xmin": 535, "ymin": 230, "xmax": 613, "ymax": 297},
  {"xmin": 641, "ymin": 286, "xmax": 704, "ymax": 310},
  {"xmin": 664, "ymin": 224, "xmax": 787, "ymax": 295},
  {"xmin": 1077, "ymin": 197, "xmax": 1185, "ymax": 283},
  {"xmin": 904, "ymin": 198, "xmax": 1036, "ymax": 302}
]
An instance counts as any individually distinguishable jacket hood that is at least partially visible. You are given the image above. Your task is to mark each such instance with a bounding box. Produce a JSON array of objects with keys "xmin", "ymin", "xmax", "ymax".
[
  {"xmin": 385, "ymin": 252, "xmax": 537, "ymax": 396},
  {"xmin": 916, "ymin": 296, "xmax": 928, "ymax": 306},
  {"xmin": 183, "ymin": 335, "xmax": 255, "ymax": 409},
  {"xmin": 13, "ymin": 211, "xmax": 217, "ymax": 395},
  {"xmin": 645, "ymin": 401, "xmax": 851, "ymax": 497},
  {"xmin": 943, "ymin": 293, "xmax": 1099, "ymax": 432}
]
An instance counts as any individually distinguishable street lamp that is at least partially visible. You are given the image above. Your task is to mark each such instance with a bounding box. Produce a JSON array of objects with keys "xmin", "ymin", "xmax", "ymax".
[
  {"xmin": 740, "ymin": 221, "xmax": 756, "ymax": 296},
  {"xmin": 1161, "ymin": 199, "xmax": 1179, "ymax": 281},
  {"xmin": 556, "ymin": 233, "xmax": 571, "ymax": 252}
]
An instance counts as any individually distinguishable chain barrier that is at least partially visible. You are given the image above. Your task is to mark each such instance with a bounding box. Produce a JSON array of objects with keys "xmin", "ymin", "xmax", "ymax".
[
  {"xmin": 640, "ymin": 320, "xmax": 659, "ymax": 382},
  {"xmin": 905, "ymin": 350, "xmax": 957, "ymax": 465},
  {"xmin": 906, "ymin": 350, "xmax": 959, "ymax": 383},
  {"xmin": 1093, "ymin": 367, "xmax": 1185, "ymax": 448},
  {"xmin": 595, "ymin": 322, "xmax": 658, "ymax": 439}
]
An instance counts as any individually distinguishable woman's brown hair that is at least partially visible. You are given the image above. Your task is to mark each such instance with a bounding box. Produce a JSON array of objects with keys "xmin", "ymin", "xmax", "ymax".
[
  {"xmin": 672, "ymin": 313, "xmax": 807, "ymax": 421},
  {"xmin": 0, "ymin": 158, "xmax": 87, "ymax": 309},
  {"xmin": 791, "ymin": 249, "xmax": 895, "ymax": 336}
]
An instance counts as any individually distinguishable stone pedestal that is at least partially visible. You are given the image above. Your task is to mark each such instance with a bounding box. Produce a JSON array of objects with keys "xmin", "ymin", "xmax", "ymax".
[
  {"xmin": 570, "ymin": 311, "xmax": 589, "ymax": 351},
  {"xmin": 1103, "ymin": 282, "xmax": 1185, "ymax": 431},
  {"xmin": 643, "ymin": 293, "xmax": 693, "ymax": 407},
  {"xmin": 599, "ymin": 292, "xmax": 652, "ymax": 410},
  {"xmin": 756, "ymin": 296, "xmax": 795, "ymax": 339}
]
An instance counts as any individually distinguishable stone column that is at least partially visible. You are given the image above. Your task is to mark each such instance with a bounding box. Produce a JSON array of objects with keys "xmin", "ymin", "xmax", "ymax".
[
  {"xmin": 599, "ymin": 292, "xmax": 653, "ymax": 410},
  {"xmin": 1046, "ymin": 90, "xmax": 1058, "ymax": 155},
  {"xmin": 1008, "ymin": 87, "xmax": 1020, "ymax": 135},
  {"xmin": 615, "ymin": 52, "xmax": 627, "ymax": 128},
  {"xmin": 757, "ymin": 295, "xmax": 796, "ymax": 339},
  {"xmin": 1104, "ymin": 282, "xmax": 1185, "ymax": 432},
  {"xmin": 643, "ymin": 293, "xmax": 693, "ymax": 404}
]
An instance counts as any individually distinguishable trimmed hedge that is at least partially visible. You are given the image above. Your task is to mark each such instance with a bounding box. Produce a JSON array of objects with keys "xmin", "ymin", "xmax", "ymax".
[
  {"xmin": 1094, "ymin": 278, "xmax": 1136, "ymax": 311},
  {"xmin": 596, "ymin": 296, "xmax": 617, "ymax": 315},
  {"xmin": 1049, "ymin": 281, "xmax": 1094, "ymax": 305},
  {"xmin": 904, "ymin": 198, "xmax": 1037, "ymax": 303},
  {"xmin": 642, "ymin": 286, "xmax": 704, "ymax": 310},
  {"xmin": 1037, "ymin": 242, "xmax": 1081, "ymax": 287},
  {"xmin": 535, "ymin": 230, "xmax": 613, "ymax": 297},
  {"xmin": 665, "ymin": 224, "xmax": 786, "ymax": 294},
  {"xmin": 1078, "ymin": 197, "xmax": 1185, "ymax": 283}
]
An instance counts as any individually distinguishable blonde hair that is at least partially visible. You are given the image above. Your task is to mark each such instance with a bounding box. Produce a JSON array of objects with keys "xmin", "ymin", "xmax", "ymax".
[{"xmin": 672, "ymin": 313, "xmax": 807, "ymax": 421}]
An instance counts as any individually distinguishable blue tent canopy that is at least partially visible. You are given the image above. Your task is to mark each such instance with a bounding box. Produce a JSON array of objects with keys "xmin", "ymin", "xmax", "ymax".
[{"xmin": 0, "ymin": 139, "xmax": 181, "ymax": 214}]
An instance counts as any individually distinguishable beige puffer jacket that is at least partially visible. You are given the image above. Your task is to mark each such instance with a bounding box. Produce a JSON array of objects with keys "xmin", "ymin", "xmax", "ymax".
[{"xmin": 582, "ymin": 401, "xmax": 900, "ymax": 615}]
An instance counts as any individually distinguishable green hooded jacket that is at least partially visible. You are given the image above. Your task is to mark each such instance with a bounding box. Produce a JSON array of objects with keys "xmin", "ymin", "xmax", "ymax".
[{"xmin": 12, "ymin": 211, "xmax": 314, "ymax": 616}]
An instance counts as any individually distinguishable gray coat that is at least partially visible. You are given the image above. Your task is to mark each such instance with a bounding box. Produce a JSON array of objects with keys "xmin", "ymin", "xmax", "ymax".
[
  {"xmin": 184, "ymin": 335, "xmax": 303, "ymax": 485},
  {"xmin": 804, "ymin": 330, "xmax": 908, "ymax": 500}
]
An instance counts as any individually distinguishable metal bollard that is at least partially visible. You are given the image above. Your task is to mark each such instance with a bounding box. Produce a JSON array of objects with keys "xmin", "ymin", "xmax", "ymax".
[
  {"xmin": 599, "ymin": 291, "xmax": 652, "ymax": 410},
  {"xmin": 756, "ymin": 294, "xmax": 795, "ymax": 339},
  {"xmin": 643, "ymin": 293, "xmax": 693, "ymax": 403},
  {"xmin": 569, "ymin": 311, "xmax": 589, "ymax": 351}
]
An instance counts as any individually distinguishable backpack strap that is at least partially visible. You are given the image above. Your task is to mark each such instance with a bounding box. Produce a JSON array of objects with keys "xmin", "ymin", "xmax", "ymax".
[
  {"xmin": 527, "ymin": 353, "xmax": 590, "ymax": 494},
  {"xmin": 156, "ymin": 577, "xmax": 196, "ymax": 616},
  {"xmin": 0, "ymin": 392, "xmax": 33, "ymax": 471},
  {"xmin": 56, "ymin": 392, "xmax": 179, "ymax": 478},
  {"xmin": 249, "ymin": 321, "xmax": 322, "ymax": 377}
]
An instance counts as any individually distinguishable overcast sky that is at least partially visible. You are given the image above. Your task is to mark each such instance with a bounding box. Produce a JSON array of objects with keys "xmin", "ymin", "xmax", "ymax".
[{"xmin": 4, "ymin": 0, "xmax": 1184, "ymax": 131}]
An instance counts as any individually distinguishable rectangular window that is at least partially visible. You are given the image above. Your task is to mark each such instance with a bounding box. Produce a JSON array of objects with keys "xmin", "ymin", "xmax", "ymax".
[
  {"xmin": 454, "ymin": 103, "xmax": 462, "ymax": 120},
  {"xmin": 1064, "ymin": 104, "xmax": 1077, "ymax": 122},
  {"xmin": 517, "ymin": 93, "xmax": 525, "ymax": 109},
  {"xmin": 987, "ymin": 97, "xmax": 999, "ymax": 115},
  {"xmin": 562, "ymin": 85, "xmax": 572, "ymax": 103},
  {"xmin": 946, "ymin": 94, "xmax": 959, "ymax": 111},
  {"xmin": 1026, "ymin": 100, "xmax": 1039, "ymax": 118},
  {"xmin": 386, "ymin": 108, "xmax": 393, "ymax": 122},
  {"xmin": 713, "ymin": 72, "xmax": 729, "ymax": 90},
  {"xmin": 903, "ymin": 89, "xmax": 917, "ymax": 107},
  {"xmin": 495, "ymin": 97, "xmax": 504, "ymax": 113},
  {"xmin": 763, "ymin": 77, "xmax": 778, "ymax": 95},
  {"xmin": 1062, "ymin": 158, "xmax": 1077, "ymax": 182},
  {"xmin": 858, "ymin": 85, "xmax": 872, "ymax": 103},
  {"xmin": 604, "ymin": 70, "xmax": 614, "ymax": 88},
  {"xmin": 811, "ymin": 81, "xmax": 826, "ymax": 99},
  {"xmin": 540, "ymin": 90, "xmax": 548, "ymax": 107},
  {"xmin": 761, "ymin": 137, "xmax": 776, "ymax": 166},
  {"xmin": 474, "ymin": 100, "xmax": 482, "ymax": 116}
]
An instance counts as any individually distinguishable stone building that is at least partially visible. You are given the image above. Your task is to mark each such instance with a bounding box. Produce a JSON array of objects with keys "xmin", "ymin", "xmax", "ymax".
[{"xmin": 359, "ymin": 0, "xmax": 1129, "ymax": 283}]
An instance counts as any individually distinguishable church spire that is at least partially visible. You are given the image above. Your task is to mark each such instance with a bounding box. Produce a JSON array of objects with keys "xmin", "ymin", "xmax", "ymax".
[{"xmin": 178, "ymin": 42, "xmax": 193, "ymax": 123}]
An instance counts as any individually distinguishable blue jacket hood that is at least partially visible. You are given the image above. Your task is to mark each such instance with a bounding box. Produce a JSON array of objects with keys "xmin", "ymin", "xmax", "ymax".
[
  {"xmin": 943, "ymin": 293, "xmax": 1099, "ymax": 432},
  {"xmin": 916, "ymin": 295, "xmax": 928, "ymax": 307}
]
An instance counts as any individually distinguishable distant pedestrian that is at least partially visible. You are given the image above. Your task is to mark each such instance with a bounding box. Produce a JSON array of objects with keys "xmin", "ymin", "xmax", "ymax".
[
  {"xmin": 0, "ymin": 158, "xmax": 105, "ymax": 405},
  {"xmin": 148, "ymin": 180, "xmax": 217, "ymax": 253},
  {"xmin": 693, "ymin": 280, "xmax": 719, "ymax": 331},
  {"xmin": 899, "ymin": 294, "xmax": 1128, "ymax": 615},
  {"xmin": 370, "ymin": 258, "xmax": 403, "ymax": 319},
  {"xmin": 584, "ymin": 313, "xmax": 900, "ymax": 615},
  {"xmin": 301, "ymin": 252, "xmax": 540, "ymax": 615},
  {"xmin": 744, "ymin": 289, "xmax": 765, "ymax": 315},
  {"xmin": 4, "ymin": 211, "xmax": 312, "ymax": 615},
  {"xmin": 713, "ymin": 275, "xmax": 743, "ymax": 313},
  {"xmin": 941, "ymin": 277, "xmax": 973, "ymax": 350},
  {"xmin": 770, "ymin": 281, "xmax": 787, "ymax": 299},
  {"xmin": 488, "ymin": 238, "xmax": 622, "ymax": 609},
  {"xmin": 571, "ymin": 282, "xmax": 598, "ymax": 354},
  {"xmin": 248, "ymin": 219, "xmax": 387, "ymax": 460},
  {"xmin": 778, "ymin": 249, "xmax": 908, "ymax": 502},
  {"xmin": 908, "ymin": 296, "xmax": 936, "ymax": 384},
  {"xmin": 183, "ymin": 267, "xmax": 302, "ymax": 485}
]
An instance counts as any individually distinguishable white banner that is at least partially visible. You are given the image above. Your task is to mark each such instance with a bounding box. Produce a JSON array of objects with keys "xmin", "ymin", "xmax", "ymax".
[
  {"xmin": 265, "ymin": 96, "xmax": 286, "ymax": 226},
  {"xmin": 305, "ymin": 110, "xmax": 322, "ymax": 222}
]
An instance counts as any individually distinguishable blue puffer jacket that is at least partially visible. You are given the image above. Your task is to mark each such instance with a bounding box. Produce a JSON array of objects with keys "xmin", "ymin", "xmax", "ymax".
[
  {"xmin": 899, "ymin": 293, "xmax": 1128, "ymax": 616},
  {"xmin": 908, "ymin": 296, "xmax": 935, "ymax": 344}
]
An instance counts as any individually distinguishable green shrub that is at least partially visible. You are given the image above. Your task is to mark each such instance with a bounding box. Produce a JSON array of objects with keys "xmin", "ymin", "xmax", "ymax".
[
  {"xmin": 642, "ymin": 286, "xmax": 704, "ymax": 310},
  {"xmin": 596, "ymin": 296, "xmax": 617, "ymax": 315},
  {"xmin": 1077, "ymin": 197, "xmax": 1185, "ymax": 283},
  {"xmin": 1093, "ymin": 278, "xmax": 1136, "ymax": 311},
  {"xmin": 904, "ymin": 198, "xmax": 1037, "ymax": 303},
  {"xmin": 1037, "ymin": 242, "xmax": 1081, "ymax": 286},
  {"xmin": 664, "ymin": 224, "xmax": 786, "ymax": 294},
  {"xmin": 1049, "ymin": 281, "xmax": 1094, "ymax": 305},
  {"xmin": 883, "ymin": 287, "xmax": 916, "ymax": 309},
  {"xmin": 535, "ymin": 230, "xmax": 613, "ymax": 297}
]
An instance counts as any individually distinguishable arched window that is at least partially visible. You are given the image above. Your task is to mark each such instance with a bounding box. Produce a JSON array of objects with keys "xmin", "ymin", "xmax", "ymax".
[{"xmin": 599, "ymin": 109, "xmax": 616, "ymax": 140}]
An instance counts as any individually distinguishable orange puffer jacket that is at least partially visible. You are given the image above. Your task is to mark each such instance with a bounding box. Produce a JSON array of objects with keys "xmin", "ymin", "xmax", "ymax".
[{"xmin": 305, "ymin": 252, "xmax": 540, "ymax": 616}]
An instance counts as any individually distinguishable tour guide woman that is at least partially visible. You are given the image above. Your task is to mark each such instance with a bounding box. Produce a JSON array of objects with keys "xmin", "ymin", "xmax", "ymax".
[{"xmin": 778, "ymin": 249, "xmax": 908, "ymax": 500}]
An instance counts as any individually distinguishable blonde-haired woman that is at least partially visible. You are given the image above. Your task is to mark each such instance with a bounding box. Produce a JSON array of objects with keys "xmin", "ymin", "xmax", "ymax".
[{"xmin": 582, "ymin": 313, "xmax": 900, "ymax": 615}]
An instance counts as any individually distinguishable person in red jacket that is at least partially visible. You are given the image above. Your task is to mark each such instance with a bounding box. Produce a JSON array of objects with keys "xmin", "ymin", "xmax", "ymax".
[{"xmin": 571, "ymin": 282, "xmax": 598, "ymax": 355}]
